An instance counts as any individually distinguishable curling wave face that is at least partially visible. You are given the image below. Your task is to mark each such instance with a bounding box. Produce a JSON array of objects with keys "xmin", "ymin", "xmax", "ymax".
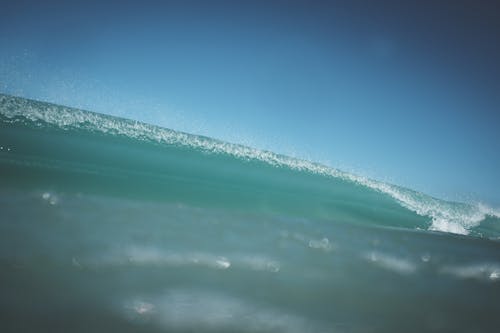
[{"xmin": 1, "ymin": 93, "xmax": 498, "ymax": 237}]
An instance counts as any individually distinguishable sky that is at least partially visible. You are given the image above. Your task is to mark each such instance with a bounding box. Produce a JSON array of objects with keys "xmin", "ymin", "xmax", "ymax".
[{"xmin": 1, "ymin": 0, "xmax": 499, "ymax": 205}]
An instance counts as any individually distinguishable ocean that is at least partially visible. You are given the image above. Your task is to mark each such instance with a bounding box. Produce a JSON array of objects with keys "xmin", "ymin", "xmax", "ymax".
[{"xmin": 1, "ymin": 93, "xmax": 499, "ymax": 332}]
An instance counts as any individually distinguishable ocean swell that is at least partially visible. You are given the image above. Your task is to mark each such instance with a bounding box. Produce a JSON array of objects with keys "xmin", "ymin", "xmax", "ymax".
[{"xmin": 1, "ymin": 93, "xmax": 499, "ymax": 237}]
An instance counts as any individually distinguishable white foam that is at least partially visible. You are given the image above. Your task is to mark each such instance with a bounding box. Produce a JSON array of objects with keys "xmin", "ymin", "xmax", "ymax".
[
  {"xmin": 215, "ymin": 257, "xmax": 231, "ymax": 269},
  {"xmin": 2, "ymin": 94, "xmax": 498, "ymax": 235},
  {"xmin": 129, "ymin": 300, "xmax": 155, "ymax": 315},
  {"xmin": 440, "ymin": 263, "xmax": 500, "ymax": 282},
  {"xmin": 233, "ymin": 255, "xmax": 281, "ymax": 273},
  {"xmin": 124, "ymin": 247, "xmax": 231, "ymax": 270},
  {"xmin": 420, "ymin": 253, "xmax": 431, "ymax": 263},
  {"xmin": 40, "ymin": 191, "xmax": 58, "ymax": 205},
  {"xmin": 364, "ymin": 251, "xmax": 417, "ymax": 275},
  {"xmin": 97, "ymin": 247, "xmax": 282, "ymax": 273},
  {"xmin": 124, "ymin": 289, "xmax": 328, "ymax": 333},
  {"xmin": 428, "ymin": 218, "xmax": 469, "ymax": 235},
  {"xmin": 308, "ymin": 237, "xmax": 334, "ymax": 252}
]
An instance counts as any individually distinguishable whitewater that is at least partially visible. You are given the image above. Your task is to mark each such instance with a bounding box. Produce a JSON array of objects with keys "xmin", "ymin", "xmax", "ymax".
[{"xmin": 1, "ymin": 93, "xmax": 500, "ymax": 333}]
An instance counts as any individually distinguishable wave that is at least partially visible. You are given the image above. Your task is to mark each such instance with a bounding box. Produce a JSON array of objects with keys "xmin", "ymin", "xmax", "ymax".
[{"xmin": 1, "ymin": 93, "xmax": 499, "ymax": 238}]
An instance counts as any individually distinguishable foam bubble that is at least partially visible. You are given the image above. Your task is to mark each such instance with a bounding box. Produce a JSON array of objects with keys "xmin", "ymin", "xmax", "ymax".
[
  {"xmin": 420, "ymin": 253, "xmax": 431, "ymax": 263},
  {"xmin": 233, "ymin": 255, "xmax": 281, "ymax": 273},
  {"xmin": 98, "ymin": 247, "xmax": 284, "ymax": 273},
  {"xmin": 440, "ymin": 263, "xmax": 500, "ymax": 282},
  {"xmin": 132, "ymin": 301, "xmax": 155, "ymax": 315},
  {"xmin": 41, "ymin": 191, "xmax": 58, "ymax": 205},
  {"xmin": 124, "ymin": 247, "xmax": 232, "ymax": 270},
  {"xmin": 429, "ymin": 218, "xmax": 468, "ymax": 235},
  {"xmin": 308, "ymin": 237, "xmax": 334, "ymax": 252},
  {"xmin": 124, "ymin": 289, "xmax": 326, "ymax": 333},
  {"xmin": 215, "ymin": 257, "xmax": 231, "ymax": 269},
  {"xmin": 364, "ymin": 251, "xmax": 417, "ymax": 275},
  {"xmin": 124, "ymin": 300, "xmax": 156, "ymax": 321}
]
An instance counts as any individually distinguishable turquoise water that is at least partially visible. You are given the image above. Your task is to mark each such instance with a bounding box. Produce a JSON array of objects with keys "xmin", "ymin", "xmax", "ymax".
[{"xmin": 1, "ymin": 93, "xmax": 500, "ymax": 332}]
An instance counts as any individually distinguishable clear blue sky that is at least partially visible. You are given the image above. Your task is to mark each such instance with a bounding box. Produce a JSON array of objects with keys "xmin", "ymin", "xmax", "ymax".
[{"xmin": 1, "ymin": 0, "xmax": 499, "ymax": 205}]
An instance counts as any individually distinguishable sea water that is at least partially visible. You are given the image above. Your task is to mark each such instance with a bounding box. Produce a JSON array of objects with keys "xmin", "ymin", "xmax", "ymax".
[{"xmin": 1, "ymin": 94, "xmax": 500, "ymax": 332}]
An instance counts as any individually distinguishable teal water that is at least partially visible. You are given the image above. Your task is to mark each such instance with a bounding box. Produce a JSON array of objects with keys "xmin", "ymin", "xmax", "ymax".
[{"xmin": 1, "ymin": 94, "xmax": 500, "ymax": 332}]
